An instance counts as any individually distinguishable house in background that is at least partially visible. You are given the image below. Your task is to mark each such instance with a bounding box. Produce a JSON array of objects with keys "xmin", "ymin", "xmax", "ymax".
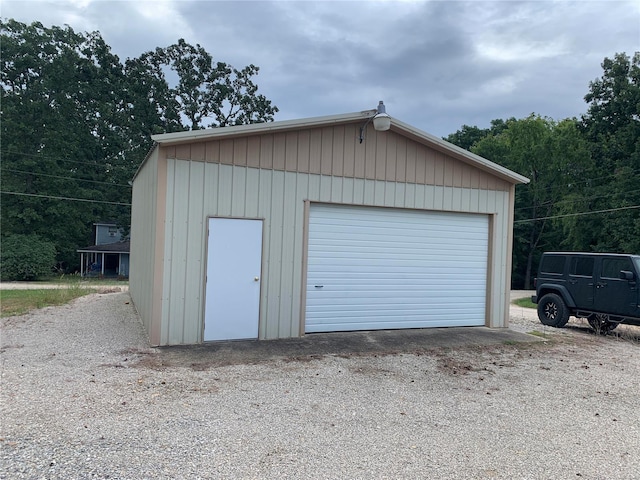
[{"xmin": 77, "ymin": 222, "xmax": 130, "ymax": 278}]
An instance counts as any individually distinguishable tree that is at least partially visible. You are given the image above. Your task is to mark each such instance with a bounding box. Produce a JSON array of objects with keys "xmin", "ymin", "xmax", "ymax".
[
  {"xmin": 131, "ymin": 38, "xmax": 278, "ymax": 130},
  {"xmin": 444, "ymin": 119, "xmax": 513, "ymax": 150},
  {"xmin": 471, "ymin": 115, "xmax": 593, "ymax": 289},
  {"xmin": 1, "ymin": 20, "xmax": 134, "ymax": 269},
  {"xmin": 577, "ymin": 52, "xmax": 640, "ymax": 254},
  {"xmin": 445, "ymin": 53, "xmax": 639, "ymax": 286},
  {"xmin": 1, "ymin": 234, "xmax": 57, "ymax": 280},
  {"xmin": 1, "ymin": 20, "xmax": 278, "ymax": 272}
]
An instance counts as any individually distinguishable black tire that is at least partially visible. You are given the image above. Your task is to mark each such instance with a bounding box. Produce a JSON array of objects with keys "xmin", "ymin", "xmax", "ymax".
[
  {"xmin": 537, "ymin": 293, "xmax": 570, "ymax": 327},
  {"xmin": 587, "ymin": 313, "xmax": 618, "ymax": 334}
]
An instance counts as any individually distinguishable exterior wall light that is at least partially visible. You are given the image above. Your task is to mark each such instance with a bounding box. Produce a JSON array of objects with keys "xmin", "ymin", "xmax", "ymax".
[{"xmin": 359, "ymin": 101, "xmax": 391, "ymax": 143}]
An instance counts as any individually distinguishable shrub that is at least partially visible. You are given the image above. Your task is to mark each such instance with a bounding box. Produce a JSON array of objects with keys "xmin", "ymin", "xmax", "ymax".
[{"xmin": 1, "ymin": 234, "xmax": 57, "ymax": 281}]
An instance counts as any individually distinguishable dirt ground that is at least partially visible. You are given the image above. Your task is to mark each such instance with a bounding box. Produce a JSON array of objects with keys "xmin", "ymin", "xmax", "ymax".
[{"xmin": 2, "ymin": 290, "xmax": 640, "ymax": 479}]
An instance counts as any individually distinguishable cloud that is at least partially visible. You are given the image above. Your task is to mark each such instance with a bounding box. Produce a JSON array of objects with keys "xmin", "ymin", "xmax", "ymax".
[{"xmin": 1, "ymin": 0, "xmax": 638, "ymax": 136}]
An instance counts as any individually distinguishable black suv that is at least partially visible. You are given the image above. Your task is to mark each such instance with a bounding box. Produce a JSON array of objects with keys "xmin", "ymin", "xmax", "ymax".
[{"xmin": 532, "ymin": 252, "xmax": 640, "ymax": 332}]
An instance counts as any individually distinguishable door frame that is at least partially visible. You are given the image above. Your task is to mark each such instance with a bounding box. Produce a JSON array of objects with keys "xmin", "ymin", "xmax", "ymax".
[
  {"xmin": 202, "ymin": 215, "xmax": 265, "ymax": 342},
  {"xmin": 300, "ymin": 201, "xmax": 491, "ymax": 333}
]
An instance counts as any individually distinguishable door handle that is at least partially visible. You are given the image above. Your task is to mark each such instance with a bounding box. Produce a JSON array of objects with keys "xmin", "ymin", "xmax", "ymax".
[{"xmin": 254, "ymin": 277, "xmax": 260, "ymax": 282}]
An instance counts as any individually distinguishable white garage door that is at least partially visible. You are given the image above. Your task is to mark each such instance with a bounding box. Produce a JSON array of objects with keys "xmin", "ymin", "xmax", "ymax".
[{"xmin": 305, "ymin": 204, "xmax": 488, "ymax": 333}]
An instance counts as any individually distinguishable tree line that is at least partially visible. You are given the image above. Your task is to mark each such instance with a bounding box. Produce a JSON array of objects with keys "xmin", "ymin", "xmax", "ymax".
[
  {"xmin": 445, "ymin": 52, "xmax": 639, "ymax": 288},
  {"xmin": 1, "ymin": 19, "xmax": 638, "ymax": 286},
  {"xmin": 1, "ymin": 19, "xmax": 277, "ymax": 277}
]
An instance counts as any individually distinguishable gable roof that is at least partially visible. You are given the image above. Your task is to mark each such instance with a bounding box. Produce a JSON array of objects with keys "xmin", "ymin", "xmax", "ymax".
[{"xmin": 142, "ymin": 110, "xmax": 529, "ymax": 185}]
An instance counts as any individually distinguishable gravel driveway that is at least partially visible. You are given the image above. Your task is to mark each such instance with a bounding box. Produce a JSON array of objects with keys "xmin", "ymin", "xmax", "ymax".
[{"xmin": 1, "ymin": 291, "xmax": 639, "ymax": 479}]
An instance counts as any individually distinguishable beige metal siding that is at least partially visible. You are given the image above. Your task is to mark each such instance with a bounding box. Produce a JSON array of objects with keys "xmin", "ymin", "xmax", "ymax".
[
  {"xmin": 158, "ymin": 159, "xmax": 512, "ymax": 344},
  {"xmin": 129, "ymin": 148, "xmax": 159, "ymax": 340},
  {"xmin": 162, "ymin": 125, "xmax": 511, "ymax": 192},
  {"xmin": 161, "ymin": 159, "xmax": 208, "ymax": 345}
]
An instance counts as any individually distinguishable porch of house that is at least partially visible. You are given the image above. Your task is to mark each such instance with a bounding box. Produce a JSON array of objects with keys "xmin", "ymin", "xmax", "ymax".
[{"xmin": 78, "ymin": 241, "xmax": 130, "ymax": 278}]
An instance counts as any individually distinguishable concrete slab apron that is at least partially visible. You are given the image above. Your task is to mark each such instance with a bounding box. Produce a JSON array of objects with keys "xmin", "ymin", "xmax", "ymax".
[{"xmin": 157, "ymin": 326, "xmax": 540, "ymax": 367}]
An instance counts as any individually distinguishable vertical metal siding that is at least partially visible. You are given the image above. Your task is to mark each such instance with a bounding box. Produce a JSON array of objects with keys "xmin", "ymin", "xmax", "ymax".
[
  {"xmin": 278, "ymin": 172, "xmax": 299, "ymax": 337},
  {"xmin": 266, "ymin": 171, "xmax": 285, "ymax": 338},
  {"xmin": 152, "ymin": 125, "xmax": 515, "ymax": 344},
  {"xmin": 257, "ymin": 169, "xmax": 272, "ymax": 339},
  {"xmin": 231, "ymin": 168, "xmax": 247, "ymax": 217},
  {"xmin": 217, "ymin": 164, "xmax": 233, "ymax": 216},
  {"xmin": 129, "ymin": 148, "xmax": 159, "ymax": 338},
  {"xmin": 166, "ymin": 160, "xmax": 191, "ymax": 344},
  {"xmin": 182, "ymin": 161, "xmax": 206, "ymax": 343},
  {"xmin": 158, "ymin": 160, "xmax": 511, "ymax": 344}
]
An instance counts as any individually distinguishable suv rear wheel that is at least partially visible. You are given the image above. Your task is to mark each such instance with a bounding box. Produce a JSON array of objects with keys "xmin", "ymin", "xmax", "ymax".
[
  {"xmin": 587, "ymin": 313, "xmax": 618, "ymax": 334},
  {"xmin": 537, "ymin": 293, "xmax": 570, "ymax": 328}
]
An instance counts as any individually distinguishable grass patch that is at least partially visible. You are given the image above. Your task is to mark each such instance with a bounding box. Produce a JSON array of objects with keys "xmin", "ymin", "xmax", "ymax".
[
  {"xmin": 528, "ymin": 330, "xmax": 548, "ymax": 338},
  {"xmin": 513, "ymin": 297, "xmax": 536, "ymax": 309},
  {"xmin": 42, "ymin": 274, "xmax": 128, "ymax": 287},
  {"xmin": 0, "ymin": 286, "xmax": 91, "ymax": 318}
]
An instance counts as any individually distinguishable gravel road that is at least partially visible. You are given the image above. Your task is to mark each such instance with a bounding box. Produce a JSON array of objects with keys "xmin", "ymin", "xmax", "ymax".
[{"xmin": 1, "ymin": 291, "xmax": 639, "ymax": 479}]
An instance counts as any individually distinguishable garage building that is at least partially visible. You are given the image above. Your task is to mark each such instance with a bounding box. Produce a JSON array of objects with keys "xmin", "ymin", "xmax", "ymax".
[{"xmin": 130, "ymin": 108, "xmax": 529, "ymax": 346}]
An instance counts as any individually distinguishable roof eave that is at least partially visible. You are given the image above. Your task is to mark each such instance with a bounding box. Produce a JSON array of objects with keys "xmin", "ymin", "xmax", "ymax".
[
  {"xmin": 136, "ymin": 110, "xmax": 529, "ymax": 187},
  {"xmin": 150, "ymin": 110, "xmax": 376, "ymax": 146},
  {"xmin": 77, "ymin": 249, "xmax": 130, "ymax": 253},
  {"xmin": 389, "ymin": 119, "xmax": 530, "ymax": 185}
]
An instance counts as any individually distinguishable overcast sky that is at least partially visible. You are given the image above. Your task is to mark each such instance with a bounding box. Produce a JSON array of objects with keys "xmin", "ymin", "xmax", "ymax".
[{"xmin": 2, "ymin": 0, "xmax": 639, "ymax": 137}]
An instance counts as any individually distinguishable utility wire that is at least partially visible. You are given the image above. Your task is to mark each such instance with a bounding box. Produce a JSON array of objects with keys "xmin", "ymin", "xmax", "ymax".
[
  {"xmin": 1, "ymin": 168, "xmax": 132, "ymax": 188},
  {"xmin": 515, "ymin": 167, "xmax": 640, "ymax": 195},
  {"xmin": 514, "ymin": 187, "xmax": 640, "ymax": 212},
  {"xmin": 1, "ymin": 152, "xmax": 128, "ymax": 168},
  {"xmin": 0, "ymin": 191, "xmax": 131, "ymax": 206},
  {"xmin": 515, "ymin": 204, "xmax": 640, "ymax": 223},
  {"xmin": 1, "ymin": 146, "xmax": 149, "ymax": 167}
]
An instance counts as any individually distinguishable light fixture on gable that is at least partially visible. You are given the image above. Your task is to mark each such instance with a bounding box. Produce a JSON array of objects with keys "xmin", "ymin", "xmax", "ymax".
[{"xmin": 359, "ymin": 100, "xmax": 391, "ymax": 143}]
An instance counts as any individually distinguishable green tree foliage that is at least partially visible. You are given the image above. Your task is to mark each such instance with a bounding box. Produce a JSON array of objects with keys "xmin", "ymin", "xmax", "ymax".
[
  {"xmin": 130, "ymin": 39, "xmax": 278, "ymax": 130},
  {"xmin": 446, "ymin": 52, "xmax": 639, "ymax": 288},
  {"xmin": 575, "ymin": 52, "xmax": 640, "ymax": 253},
  {"xmin": 470, "ymin": 116, "xmax": 593, "ymax": 289},
  {"xmin": 443, "ymin": 119, "xmax": 512, "ymax": 151},
  {"xmin": 1, "ymin": 20, "xmax": 134, "ymax": 270},
  {"xmin": 1, "ymin": 234, "xmax": 57, "ymax": 280},
  {"xmin": 1, "ymin": 19, "xmax": 278, "ymax": 272}
]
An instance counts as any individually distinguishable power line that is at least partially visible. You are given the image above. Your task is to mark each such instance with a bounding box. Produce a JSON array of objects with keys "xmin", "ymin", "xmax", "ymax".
[
  {"xmin": 1, "ymin": 151, "xmax": 128, "ymax": 168},
  {"xmin": 515, "ymin": 187, "xmax": 640, "ymax": 212},
  {"xmin": 1, "ymin": 168, "xmax": 132, "ymax": 188},
  {"xmin": 0, "ymin": 191, "xmax": 131, "ymax": 206},
  {"xmin": 515, "ymin": 166, "xmax": 640, "ymax": 195},
  {"xmin": 0, "ymin": 145, "xmax": 149, "ymax": 167},
  {"xmin": 515, "ymin": 204, "xmax": 640, "ymax": 224}
]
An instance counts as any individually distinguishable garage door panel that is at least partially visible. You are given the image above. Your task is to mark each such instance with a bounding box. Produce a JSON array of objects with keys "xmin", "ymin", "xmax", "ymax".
[
  {"xmin": 309, "ymin": 318, "xmax": 481, "ymax": 332},
  {"xmin": 308, "ymin": 286, "xmax": 485, "ymax": 297},
  {"xmin": 309, "ymin": 299, "xmax": 486, "ymax": 309},
  {"xmin": 306, "ymin": 204, "xmax": 488, "ymax": 333},
  {"xmin": 310, "ymin": 228, "xmax": 487, "ymax": 242},
  {"xmin": 308, "ymin": 305, "xmax": 485, "ymax": 316},
  {"xmin": 310, "ymin": 263, "xmax": 486, "ymax": 273}
]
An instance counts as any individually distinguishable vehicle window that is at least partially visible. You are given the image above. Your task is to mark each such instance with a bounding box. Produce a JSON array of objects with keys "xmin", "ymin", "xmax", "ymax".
[
  {"xmin": 601, "ymin": 257, "xmax": 633, "ymax": 279},
  {"xmin": 634, "ymin": 258, "xmax": 640, "ymax": 273},
  {"xmin": 540, "ymin": 255, "xmax": 565, "ymax": 275},
  {"xmin": 570, "ymin": 257, "xmax": 594, "ymax": 277}
]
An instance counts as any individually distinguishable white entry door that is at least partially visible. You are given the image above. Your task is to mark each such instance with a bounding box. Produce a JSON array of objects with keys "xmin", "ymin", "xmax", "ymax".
[{"xmin": 204, "ymin": 218, "xmax": 263, "ymax": 341}]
